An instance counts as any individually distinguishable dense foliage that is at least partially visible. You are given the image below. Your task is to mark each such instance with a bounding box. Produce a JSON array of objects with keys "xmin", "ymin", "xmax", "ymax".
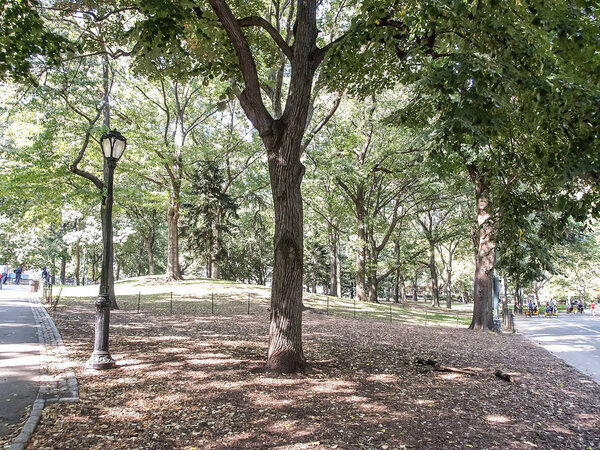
[{"xmin": 1, "ymin": 1, "xmax": 599, "ymax": 363}]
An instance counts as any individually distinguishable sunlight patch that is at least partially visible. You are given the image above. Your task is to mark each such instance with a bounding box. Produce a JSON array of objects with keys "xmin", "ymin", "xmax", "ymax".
[
  {"xmin": 159, "ymin": 347, "xmax": 189, "ymax": 353},
  {"xmin": 486, "ymin": 415, "xmax": 511, "ymax": 424},
  {"xmin": 438, "ymin": 373, "xmax": 465, "ymax": 380},
  {"xmin": 187, "ymin": 358, "xmax": 240, "ymax": 365},
  {"xmin": 365, "ymin": 374, "xmax": 398, "ymax": 383}
]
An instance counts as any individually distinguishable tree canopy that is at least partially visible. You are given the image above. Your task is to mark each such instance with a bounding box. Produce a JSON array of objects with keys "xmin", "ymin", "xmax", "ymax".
[{"xmin": 1, "ymin": 0, "xmax": 599, "ymax": 371}]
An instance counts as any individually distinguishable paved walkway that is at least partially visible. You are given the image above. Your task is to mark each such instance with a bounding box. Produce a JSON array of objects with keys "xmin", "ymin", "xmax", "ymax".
[
  {"xmin": 0, "ymin": 285, "xmax": 78, "ymax": 449},
  {"xmin": 515, "ymin": 312, "xmax": 600, "ymax": 384},
  {"xmin": 0, "ymin": 286, "xmax": 39, "ymax": 437}
]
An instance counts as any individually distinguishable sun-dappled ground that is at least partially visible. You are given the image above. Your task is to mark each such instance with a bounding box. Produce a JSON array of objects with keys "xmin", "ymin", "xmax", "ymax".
[{"xmin": 18, "ymin": 288, "xmax": 600, "ymax": 450}]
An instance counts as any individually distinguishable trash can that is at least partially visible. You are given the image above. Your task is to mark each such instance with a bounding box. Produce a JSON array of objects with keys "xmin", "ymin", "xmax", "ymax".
[{"xmin": 29, "ymin": 279, "xmax": 39, "ymax": 292}]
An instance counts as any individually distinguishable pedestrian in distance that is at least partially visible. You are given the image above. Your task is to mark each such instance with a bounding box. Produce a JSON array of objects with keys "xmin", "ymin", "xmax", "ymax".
[
  {"xmin": 592, "ymin": 301, "xmax": 596, "ymax": 317},
  {"xmin": 1, "ymin": 264, "xmax": 7, "ymax": 285},
  {"xmin": 14, "ymin": 265, "xmax": 22, "ymax": 285},
  {"xmin": 41, "ymin": 266, "xmax": 50, "ymax": 285}
]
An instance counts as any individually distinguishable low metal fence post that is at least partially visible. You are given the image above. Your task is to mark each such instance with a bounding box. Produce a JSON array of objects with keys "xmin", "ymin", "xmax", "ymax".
[
  {"xmin": 170, "ymin": 292, "xmax": 173, "ymax": 314},
  {"xmin": 211, "ymin": 293, "xmax": 214, "ymax": 315},
  {"xmin": 137, "ymin": 291, "xmax": 141, "ymax": 314}
]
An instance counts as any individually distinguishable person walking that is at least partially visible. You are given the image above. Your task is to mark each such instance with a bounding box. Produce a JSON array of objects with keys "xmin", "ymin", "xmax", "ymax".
[
  {"xmin": 41, "ymin": 266, "xmax": 50, "ymax": 285},
  {"xmin": 1, "ymin": 264, "xmax": 7, "ymax": 285},
  {"xmin": 592, "ymin": 301, "xmax": 596, "ymax": 317},
  {"xmin": 14, "ymin": 265, "xmax": 22, "ymax": 285}
]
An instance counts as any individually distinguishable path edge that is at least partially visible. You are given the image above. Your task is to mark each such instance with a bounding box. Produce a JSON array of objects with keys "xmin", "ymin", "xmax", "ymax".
[{"xmin": 10, "ymin": 296, "xmax": 80, "ymax": 450}]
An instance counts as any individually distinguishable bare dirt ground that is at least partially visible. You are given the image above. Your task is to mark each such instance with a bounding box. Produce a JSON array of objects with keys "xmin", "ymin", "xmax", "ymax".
[{"xmin": 12, "ymin": 305, "xmax": 600, "ymax": 449}]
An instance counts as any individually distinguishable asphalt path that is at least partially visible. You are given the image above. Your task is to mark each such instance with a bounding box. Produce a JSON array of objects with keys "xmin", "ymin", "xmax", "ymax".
[
  {"xmin": 0, "ymin": 285, "xmax": 40, "ymax": 437},
  {"xmin": 515, "ymin": 312, "xmax": 600, "ymax": 384}
]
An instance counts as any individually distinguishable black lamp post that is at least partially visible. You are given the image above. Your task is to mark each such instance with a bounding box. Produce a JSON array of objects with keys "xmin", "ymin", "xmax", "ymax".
[{"xmin": 86, "ymin": 130, "xmax": 127, "ymax": 370}]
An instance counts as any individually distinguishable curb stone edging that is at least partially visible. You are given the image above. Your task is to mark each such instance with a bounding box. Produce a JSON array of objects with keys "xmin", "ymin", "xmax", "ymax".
[{"xmin": 9, "ymin": 296, "xmax": 80, "ymax": 450}]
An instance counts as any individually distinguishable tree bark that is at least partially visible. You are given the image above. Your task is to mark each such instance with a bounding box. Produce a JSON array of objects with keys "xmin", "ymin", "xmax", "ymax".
[
  {"xmin": 166, "ymin": 200, "xmax": 182, "ymax": 281},
  {"xmin": 413, "ymin": 272, "xmax": 419, "ymax": 302},
  {"xmin": 328, "ymin": 225, "xmax": 338, "ymax": 297},
  {"xmin": 207, "ymin": 0, "xmax": 324, "ymax": 373},
  {"xmin": 368, "ymin": 273, "xmax": 379, "ymax": 303},
  {"xmin": 74, "ymin": 218, "xmax": 81, "ymax": 286},
  {"xmin": 60, "ymin": 257, "xmax": 66, "ymax": 285},
  {"xmin": 145, "ymin": 231, "xmax": 155, "ymax": 275},
  {"xmin": 428, "ymin": 242, "xmax": 440, "ymax": 307},
  {"xmin": 502, "ymin": 277, "xmax": 511, "ymax": 330},
  {"xmin": 335, "ymin": 229, "xmax": 342, "ymax": 297},
  {"xmin": 445, "ymin": 246, "xmax": 455, "ymax": 309},
  {"xmin": 99, "ymin": 159, "xmax": 119, "ymax": 309},
  {"xmin": 514, "ymin": 280, "xmax": 522, "ymax": 314},
  {"xmin": 210, "ymin": 206, "xmax": 222, "ymax": 279},
  {"xmin": 265, "ymin": 131, "xmax": 306, "ymax": 373},
  {"xmin": 469, "ymin": 167, "xmax": 495, "ymax": 330},
  {"xmin": 355, "ymin": 195, "xmax": 368, "ymax": 302}
]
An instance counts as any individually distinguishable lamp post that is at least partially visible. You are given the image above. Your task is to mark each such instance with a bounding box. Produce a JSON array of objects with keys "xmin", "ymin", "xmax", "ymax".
[{"xmin": 86, "ymin": 130, "xmax": 127, "ymax": 370}]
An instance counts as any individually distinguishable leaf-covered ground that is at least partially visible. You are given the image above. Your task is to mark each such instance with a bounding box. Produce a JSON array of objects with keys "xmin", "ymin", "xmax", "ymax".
[{"xmin": 23, "ymin": 305, "xmax": 600, "ymax": 449}]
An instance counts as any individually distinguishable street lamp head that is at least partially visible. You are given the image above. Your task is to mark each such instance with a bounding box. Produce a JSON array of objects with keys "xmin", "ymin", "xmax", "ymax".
[{"xmin": 101, "ymin": 130, "xmax": 127, "ymax": 161}]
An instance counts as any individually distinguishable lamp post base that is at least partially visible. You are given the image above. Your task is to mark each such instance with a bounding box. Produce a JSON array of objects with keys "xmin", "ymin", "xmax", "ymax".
[
  {"xmin": 87, "ymin": 294, "xmax": 115, "ymax": 370},
  {"xmin": 86, "ymin": 351, "xmax": 116, "ymax": 370}
]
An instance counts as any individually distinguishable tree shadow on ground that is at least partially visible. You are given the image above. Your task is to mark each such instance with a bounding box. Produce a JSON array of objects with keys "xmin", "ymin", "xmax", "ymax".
[{"xmin": 26, "ymin": 304, "xmax": 600, "ymax": 449}]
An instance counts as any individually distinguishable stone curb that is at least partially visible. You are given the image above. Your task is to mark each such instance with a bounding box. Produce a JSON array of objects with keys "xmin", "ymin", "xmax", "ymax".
[{"xmin": 10, "ymin": 295, "xmax": 79, "ymax": 449}]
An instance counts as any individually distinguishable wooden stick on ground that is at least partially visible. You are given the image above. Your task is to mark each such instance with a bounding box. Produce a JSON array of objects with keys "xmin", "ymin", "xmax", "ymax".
[
  {"xmin": 495, "ymin": 369, "xmax": 515, "ymax": 382},
  {"xmin": 414, "ymin": 358, "xmax": 477, "ymax": 375}
]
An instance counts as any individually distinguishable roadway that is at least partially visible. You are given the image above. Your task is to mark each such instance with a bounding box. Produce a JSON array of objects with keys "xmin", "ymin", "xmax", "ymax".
[
  {"xmin": 0, "ymin": 285, "xmax": 40, "ymax": 438},
  {"xmin": 515, "ymin": 312, "xmax": 600, "ymax": 384}
]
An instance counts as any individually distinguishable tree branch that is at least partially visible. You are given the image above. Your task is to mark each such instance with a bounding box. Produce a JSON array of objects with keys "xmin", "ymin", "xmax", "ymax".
[
  {"xmin": 70, "ymin": 131, "xmax": 103, "ymax": 190},
  {"xmin": 301, "ymin": 90, "xmax": 344, "ymax": 152},
  {"xmin": 206, "ymin": 0, "xmax": 273, "ymax": 134},
  {"xmin": 238, "ymin": 16, "xmax": 293, "ymax": 60}
]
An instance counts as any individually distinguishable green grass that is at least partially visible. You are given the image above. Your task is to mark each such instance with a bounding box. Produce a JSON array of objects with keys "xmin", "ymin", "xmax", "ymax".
[{"xmin": 50, "ymin": 276, "xmax": 474, "ymax": 328}]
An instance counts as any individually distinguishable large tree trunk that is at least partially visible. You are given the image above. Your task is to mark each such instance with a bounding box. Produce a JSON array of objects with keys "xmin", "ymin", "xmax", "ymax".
[
  {"xmin": 208, "ymin": 0, "xmax": 321, "ymax": 373},
  {"xmin": 166, "ymin": 201, "xmax": 182, "ymax": 281},
  {"xmin": 335, "ymin": 229, "xmax": 342, "ymax": 297},
  {"xmin": 108, "ymin": 247, "xmax": 117, "ymax": 308},
  {"xmin": 368, "ymin": 274, "xmax": 378, "ymax": 303},
  {"xmin": 428, "ymin": 242, "xmax": 440, "ymax": 307},
  {"xmin": 74, "ymin": 217, "xmax": 81, "ymax": 286},
  {"xmin": 394, "ymin": 270, "xmax": 407, "ymax": 303},
  {"xmin": 502, "ymin": 277, "xmax": 511, "ymax": 330},
  {"xmin": 166, "ymin": 100, "xmax": 184, "ymax": 281},
  {"xmin": 99, "ymin": 159, "xmax": 119, "ymax": 310},
  {"xmin": 469, "ymin": 168, "xmax": 495, "ymax": 330},
  {"xmin": 265, "ymin": 133, "xmax": 306, "ymax": 373},
  {"xmin": 355, "ymin": 196, "xmax": 368, "ymax": 302},
  {"xmin": 210, "ymin": 207, "xmax": 222, "ymax": 279},
  {"xmin": 91, "ymin": 250, "xmax": 96, "ymax": 283},
  {"xmin": 145, "ymin": 231, "xmax": 155, "ymax": 276},
  {"xmin": 328, "ymin": 225, "xmax": 338, "ymax": 297},
  {"xmin": 514, "ymin": 280, "xmax": 522, "ymax": 314},
  {"xmin": 60, "ymin": 257, "xmax": 66, "ymax": 285},
  {"xmin": 412, "ymin": 272, "xmax": 419, "ymax": 302},
  {"xmin": 445, "ymin": 247, "xmax": 454, "ymax": 309}
]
